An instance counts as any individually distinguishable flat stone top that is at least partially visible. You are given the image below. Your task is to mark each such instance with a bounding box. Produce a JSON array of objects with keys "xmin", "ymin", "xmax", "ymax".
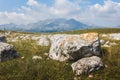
[
  {"xmin": 80, "ymin": 32, "xmax": 98, "ymax": 41},
  {"xmin": 0, "ymin": 34, "xmax": 5, "ymax": 37},
  {"xmin": 0, "ymin": 42, "xmax": 13, "ymax": 52},
  {"xmin": 50, "ymin": 32, "xmax": 99, "ymax": 45}
]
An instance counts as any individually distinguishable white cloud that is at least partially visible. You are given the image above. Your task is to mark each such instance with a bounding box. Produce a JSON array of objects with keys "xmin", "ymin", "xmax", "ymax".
[
  {"xmin": 0, "ymin": 0, "xmax": 120, "ymax": 27},
  {"xmin": 90, "ymin": 0, "xmax": 120, "ymax": 16},
  {"xmin": 87, "ymin": 0, "xmax": 120, "ymax": 26},
  {"xmin": 0, "ymin": 12, "xmax": 30, "ymax": 24},
  {"xmin": 0, "ymin": 0, "xmax": 53, "ymax": 25},
  {"xmin": 27, "ymin": 0, "xmax": 38, "ymax": 6},
  {"xmin": 51, "ymin": 0, "xmax": 81, "ymax": 18}
]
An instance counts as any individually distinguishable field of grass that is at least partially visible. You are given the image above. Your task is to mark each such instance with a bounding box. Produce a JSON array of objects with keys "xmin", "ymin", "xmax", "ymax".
[
  {"xmin": 0, "ymin": 28, "xmax": 120, "ymax": 80},
  {"xmin": 57, "ymin": 28, "xmax": 120, "ymax": 34}
]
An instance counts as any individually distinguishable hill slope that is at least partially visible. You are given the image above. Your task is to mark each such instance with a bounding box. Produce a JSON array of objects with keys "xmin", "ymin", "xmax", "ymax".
[{"xmin": 0, "ymin": 18, "xmax": 91, "ymax": 32}]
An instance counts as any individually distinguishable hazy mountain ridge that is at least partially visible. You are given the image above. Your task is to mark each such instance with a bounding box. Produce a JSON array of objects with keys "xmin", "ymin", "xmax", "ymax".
[{"xmin": 0, "ymin": 18, "xmax": 97, "ymax": 32}]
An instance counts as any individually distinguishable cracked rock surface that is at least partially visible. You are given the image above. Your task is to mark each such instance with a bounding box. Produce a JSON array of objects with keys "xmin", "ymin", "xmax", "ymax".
[
  {"xmin": 49, "ymin": 33, "xmax": 101, "ymax": 61},
  {"xmin": 71, "ymin": 56, "xmax": 104, "ymax": 76}
]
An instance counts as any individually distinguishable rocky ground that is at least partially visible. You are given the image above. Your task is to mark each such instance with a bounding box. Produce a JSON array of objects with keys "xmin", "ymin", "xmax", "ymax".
[{"xmin": 0, "ymin": 28, "xmax": 120, "ymax": 80}]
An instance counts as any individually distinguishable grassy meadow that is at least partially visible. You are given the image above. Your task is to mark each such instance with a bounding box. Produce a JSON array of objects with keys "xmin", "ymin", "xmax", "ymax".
[{"xmin": 0, "ymin": 28, "xmax": 120, "ymax": 80}]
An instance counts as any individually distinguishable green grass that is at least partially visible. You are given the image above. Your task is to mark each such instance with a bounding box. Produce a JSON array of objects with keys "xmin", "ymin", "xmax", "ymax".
[
  {"xmin": 0, "ymin": 40, "xmax": 73, "ymax": 80},
  {"xmin": 0, "ymin": 28, "xmax": 120, "ymax": 80},
  {"xmin": 79, "ymin": 42, "xmax": 120, "ymax": 80},
  {"xmin": 57, "ymin": 28, "xmax": 120, "ymax": 34}
]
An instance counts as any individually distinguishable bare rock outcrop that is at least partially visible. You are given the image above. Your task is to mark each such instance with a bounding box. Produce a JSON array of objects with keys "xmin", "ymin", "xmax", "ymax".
[
  {"xmin": 38, "ymin": 35, "xmax": 50, "ymax": 46},
  {"xmin": 49, "ymin": 33, "xmax": 101, "ymax": 61},
  {"xmin": 101, "ymin": 33, "xmax": 120, "ymax": 40},
  {"xmin": 109, "ymin": 33, "xmax": 120, "ymax": 40},
  {"xmin": 71, "ymin": 56, "xmax": 104, "ymax": 76},
  {"xmin": 0, "ymin": 42, "xmax": 19, "ymax": 62}
]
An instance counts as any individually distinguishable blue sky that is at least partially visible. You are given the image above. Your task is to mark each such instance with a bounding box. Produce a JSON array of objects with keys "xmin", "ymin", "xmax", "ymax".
[
  {"xmin": 0, "ymin": 0, "xmax": 120, "ymax": 12},
  {"xmin": 0, "ymin": 0, "xmax": 120, "ymax": 27},
  {"xmin": 0, "ymin": 0, "xmax": 103, "ymax": 11},
  {"xmin": 0, "ymin": 0, "xmax": 53, "ymax": 11},
  {"xmin": 0, "ymin": 0, "xmax": 27, "ymax": 12}
]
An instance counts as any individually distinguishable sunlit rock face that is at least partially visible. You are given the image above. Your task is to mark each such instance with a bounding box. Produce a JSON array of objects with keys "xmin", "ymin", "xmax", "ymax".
[
  {"xmin": 71, "ymin": 56, "xmax": 104, "ymax": 76},
  {"xmin": 49, "ymin": 32, "xmax": 101, "ymax": 61},
  {"xmin": 101, "ymin": 33, "xmax": 120, "ymax": 40},
  {"xmin": 37, "ymin": 35, "xmax": 50, "ymax": 46},
  {"xmin": 109, "ymin": 33, "xmax": 120, "ymax": 40},
  {"xmin": 0, "ymin": 42, "xmax": 19, "ymax": 62},
  {"xmin": 0, "ymin": 35, "xmax": 6, "ymax": 42}
]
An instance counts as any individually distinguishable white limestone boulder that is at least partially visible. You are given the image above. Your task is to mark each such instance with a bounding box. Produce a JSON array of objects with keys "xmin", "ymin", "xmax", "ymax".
[
  {"xmin": 71, "ymin": 56, "xmax": 104, "ymax": 76},
  {"xmin": 0, "ymin": 42, "xmax": 19, "ymax": 62},
  {"xmin": 49, "ymin": 32, "xmax": 101, "ymax": 61},
  {"xmin": 109, "ymin": 33, "xmax": 120, "ymax": 40},
  {"xmin": 31, "ymin": 36, "xmax": 41, "ymax": 41},
  {"xmin": 38, "ymin": 35, "xmax": 50, "ymax": 46},
  {"xmin": 101, "ymin": 34, "xmax": 107, "ymax": 37}
]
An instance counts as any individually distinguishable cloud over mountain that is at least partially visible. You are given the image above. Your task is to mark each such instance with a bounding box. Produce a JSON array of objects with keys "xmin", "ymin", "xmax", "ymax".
[{"xmin": 0, "ymin": 0, "xmax": 120, "ymax": 27}]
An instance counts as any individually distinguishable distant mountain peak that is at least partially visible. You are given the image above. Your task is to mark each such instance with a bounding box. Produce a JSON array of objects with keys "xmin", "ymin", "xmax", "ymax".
[{"xmin": 0, "ymin": 18, "xmax": 92, "ymax": 32}]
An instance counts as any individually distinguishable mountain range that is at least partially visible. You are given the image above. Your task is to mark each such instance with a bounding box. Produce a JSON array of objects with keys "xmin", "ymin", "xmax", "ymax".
[{"xmin": 0, "ymin": 18, "xmax": 96, "ymax": 32}]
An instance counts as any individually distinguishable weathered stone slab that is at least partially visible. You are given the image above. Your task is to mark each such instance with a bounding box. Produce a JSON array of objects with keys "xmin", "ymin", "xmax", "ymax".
[
  {"xmin": 38, "ymin": 35, "xmax": 50, "ymax": 46},
  {"xmin": 49, "ymin": 33, "xmax": 101, "ymax": 61},
  {"xmin": 109, "ymin": 33, "xmax": 120, "ymax": 40},
  {"xmin": 0, "ymin": 42, "xmax": 19, "ymax": 62},
  {"xmin": 71, "ymin": 56, "xmax": 104, "ymax": 76}
]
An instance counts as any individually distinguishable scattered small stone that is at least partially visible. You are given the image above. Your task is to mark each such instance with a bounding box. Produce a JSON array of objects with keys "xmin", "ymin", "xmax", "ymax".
[
  {"xmin": 100, "ymin": 40, "xmax": 105, "ymax": 45},
  {"xmin": 102, "ymin": 34, "xmax": 107, "ymax": 37},
  {"xmin": 46, "ymin": 57, "xmax": 50, "ymax": 60},
  {"xmin": 105, "ymin": 64, "xmax": 108, "ymax": 68},
  {"xmin": 44, "ymin": 53, "xmax": 49, "ymax": 56},
  {"xmin": 103, "ymin": 41, "xmax": 110, "ymax": 47},
  {"xmin": 10, "ymin": 39, "xmax": 17, "ymax": 42},
  {"xmin": 21, "ymin": 56, "xmax": 24, "ymax": 59},
  {"xmin": 88, "ymin": 74, "xmax": 93, "ymax": 78},
  {"xmin": 5, "ymin": 31, "xmax": 11, "ymax": 35},
  {"xmin": 74, "ymin": 77, "xmax": 77, "ymax": 80},
  {"xmin": 32, "ymin": 55, "xmax": 42, "ymax": 60},
  {"xmin": 105, "ymin": 41, "xmax": 110, "ymax": 45}
]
